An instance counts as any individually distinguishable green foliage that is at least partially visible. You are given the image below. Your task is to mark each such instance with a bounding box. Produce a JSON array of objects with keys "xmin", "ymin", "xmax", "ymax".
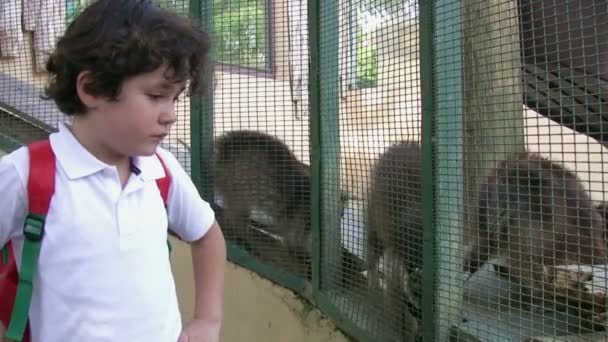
[
  {"xmin": 148, "ymin": 0, "xmax": 270, "ymax": 70},
  {"xmin": 212, "ymin": 0, "xmax": 270, "ymax": 70},
  {"xmin": 356, "ymin": 27, "xmax": 378, "ymax": 88}
]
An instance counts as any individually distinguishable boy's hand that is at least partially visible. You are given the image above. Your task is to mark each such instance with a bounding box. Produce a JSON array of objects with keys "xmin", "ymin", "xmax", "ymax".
[{"xmin": 177, "ymin": 318, "xmax": 221, "ymax": 342}]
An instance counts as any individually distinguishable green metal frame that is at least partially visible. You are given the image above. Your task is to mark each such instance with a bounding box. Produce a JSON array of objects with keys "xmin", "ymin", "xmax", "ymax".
[
  {"xmin": 427, "ymin": 0, "xmax": 466, "ymax": 340},
  {"xmin": 317, "ymin": 0, "xmax": 342, "ymax": 298},
  {"xmin": 190, "ymin": 0, "xmax": 215, "ymax": 201},
  {"xmin": 310, "ymin": 0, "xmax": 342, "ymax": 302},
  {"xmin": 308, "ymin": 0, "xmax": 321, "ymax": 297},
  {"xmin": 193, "ymin": 0, "xmax": 313, "ymax": 295},
  {"xmin": 187, "ymin": 0, "xmax": 468, "ymax": 340},
  {"xmin": 227, "ymin": 242, "xmax": 311, "ymax": 295},
  {"xmin": 419, "ymin": 0, "xmax": 437, "ymax": 340},
  {"xmin": 308, "ymin": 0, "xmax": 379, "ymax": 341}
]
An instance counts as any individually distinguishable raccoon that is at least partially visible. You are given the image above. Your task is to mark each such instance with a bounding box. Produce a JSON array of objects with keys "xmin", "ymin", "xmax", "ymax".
[
  {"xmin": 214, "ymin": 130, "xmax": 351, "ymax": 279},
  {"xmin": 465, "ymin": 152, "xmax": 607, "ymax": 309},
  {"xmin": 365, "ymin": 141, "xmax": 423, "ymax": 341}
]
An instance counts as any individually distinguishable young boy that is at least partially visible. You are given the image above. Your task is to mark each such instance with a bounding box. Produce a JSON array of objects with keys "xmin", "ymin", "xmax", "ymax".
[{"xmin": 0, "ymin": 0, "xmax": 226, "ymax": 341}]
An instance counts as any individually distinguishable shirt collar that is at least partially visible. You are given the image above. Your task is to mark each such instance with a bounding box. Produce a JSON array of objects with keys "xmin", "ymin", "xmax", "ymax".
[{"xmin": 49, "ymin": 121, "xmax": 166, "ymax": 181}]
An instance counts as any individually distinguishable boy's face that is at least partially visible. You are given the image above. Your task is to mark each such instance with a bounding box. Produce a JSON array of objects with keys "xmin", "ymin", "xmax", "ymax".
[{"xmin": 82, "ymin": 65, "xmax": 185, "ymax": 158}]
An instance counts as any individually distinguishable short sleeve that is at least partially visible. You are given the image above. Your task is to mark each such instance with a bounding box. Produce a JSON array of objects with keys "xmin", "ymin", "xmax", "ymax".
[
  {"xmin": 156, "ymin": 148, "xmax": 216, "ymax": 242},
  {"xmin": 0, "ymin": 148, "xmax": 29, "ymax": 247}
]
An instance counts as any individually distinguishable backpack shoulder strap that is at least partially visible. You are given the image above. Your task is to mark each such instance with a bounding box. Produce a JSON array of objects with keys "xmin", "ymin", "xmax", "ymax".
[
  {"xmin": 27, "ymin": 140, "xmax": 56, "ymax": 216},
  {"xmin": 5, "ymin": 140, "xmax": 55, "ymax": 342},
  {"xmin": 155, "ymin": 153, "xmax": 171, "ymax": 207},
  {"xmin": 154, "ymin": 153, "xmax": 178, "ymax": 253}
]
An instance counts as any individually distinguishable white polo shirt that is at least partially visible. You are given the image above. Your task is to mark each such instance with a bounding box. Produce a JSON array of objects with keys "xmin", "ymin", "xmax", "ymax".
[{"xmin": 0, "ymin": 122, "xmax": 216, "ymax": 342}]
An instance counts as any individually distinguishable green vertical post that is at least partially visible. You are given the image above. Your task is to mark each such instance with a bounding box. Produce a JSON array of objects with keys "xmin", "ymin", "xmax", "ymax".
[
  {"xmin": 319, "ymin": 0, "xmax": 341, "ymax": 297},
  {"xmin": 418, "ymin": 0, "xmax": 437, "ymax": 340},
  {"xmin": 307, "ymin": 0, "xmax": 321, "ymax": 299},
  {"xmin": 421, "ymin": 0, "xmax": 466, "ymax": 340},
  {"xmin": 434, "ymin": 0, "xmax": 466, "ymax": 340},
  {"xmin": 189, "ymin": 0, "xmax": 215, "ymax": 200},
  {"xmin": 308, "ymin": 0, "xmax": 341, "ymax": 301}
]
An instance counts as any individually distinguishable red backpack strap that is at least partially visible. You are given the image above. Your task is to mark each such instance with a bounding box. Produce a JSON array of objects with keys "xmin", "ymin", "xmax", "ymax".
[
  {"xmin": 154, "ymin": 153, "xmax": 179, "ymax": 245},
  {"xmin": 155, "ymin": 153, "xmax": 171, "ymax": 207},
  {"xmin": 2, "ymin": 139, "xmax": 55, "ymax": 342},
  {"xmin": 27, "ymin": 140, "xmax": 56, "ymax": 215}
]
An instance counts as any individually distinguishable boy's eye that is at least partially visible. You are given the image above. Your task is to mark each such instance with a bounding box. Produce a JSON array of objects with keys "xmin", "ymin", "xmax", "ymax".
[{"xmin": 147, "ymin": 93, "xmax": 181, "ymax": 103}]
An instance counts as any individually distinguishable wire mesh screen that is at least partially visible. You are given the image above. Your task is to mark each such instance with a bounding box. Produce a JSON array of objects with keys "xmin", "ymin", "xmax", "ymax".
[
  {"xmin": 207, "ymin": 0, "xmax": 315, "ymax": 287},
  {"xmin": 2, "ymin": 0, "xmax": 608, "ymax": 341},
  {"xmin": 453, "ymin": 0, "xmax": 608, "ymax": 341},
  {"xmin": 0, "ymin": 0, "xmax": 64, "ymax": 150},
  {"xmin": 320, "ymin": 0, "xmax": 425, "ymax": 340},
  {"xmin": 318, "ymin": 0, "xmax": 608, "ymax": 340},
  {"xmin": 0, "ymin": 0, "xmax": 193, "ymax": 168},
  {"xmin": 158, "ymin": 0, "xmax": 194, "ymax": 174}
]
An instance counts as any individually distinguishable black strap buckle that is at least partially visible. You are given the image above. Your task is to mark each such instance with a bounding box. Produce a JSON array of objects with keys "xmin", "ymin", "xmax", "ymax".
[{"xmin": 23, "ymin": 214, "xmax": 45, "ymax": 242}]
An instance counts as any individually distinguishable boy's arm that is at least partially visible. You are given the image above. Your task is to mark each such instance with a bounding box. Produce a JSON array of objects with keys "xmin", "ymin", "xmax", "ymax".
[
  {"xmin": 190, "ymin": 220, "xmax": 226, "ymax": 324},
  {"xmin": 155, "ymin": 148, "xmax": 226, "ymax": 340},
  {"xmin": 177, "ymin": 221, "xmax": 226, "ymax": 342}
]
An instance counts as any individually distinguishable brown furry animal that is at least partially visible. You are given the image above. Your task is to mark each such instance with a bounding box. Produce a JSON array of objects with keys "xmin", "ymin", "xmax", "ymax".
[
  {"xmin": 365, "ymin": 141, "xmax": 423, "ymax": 341},
  {"xmin": 213, "ymin": 130, "xmax": 350, "ymax": 279},
  {"xmin": 466, "ymin": 152, "xmax": 607, "ymax": 309},
  {"xmin": 594, "ymin": 201, "xmax": 608, "ymax": 241}
]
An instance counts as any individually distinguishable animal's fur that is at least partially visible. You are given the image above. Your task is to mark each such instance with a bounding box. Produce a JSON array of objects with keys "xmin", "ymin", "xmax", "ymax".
[
  {"xmin": 466, "ymin": 152, "xmax": 607, "ymax": 309},
  {"xmin": 214, "ymin": 130, "xmax": 350, "ymax": 279},
  {"xmin": 365, "ymin": 141, "xmax": 423, "ymax": 341}
]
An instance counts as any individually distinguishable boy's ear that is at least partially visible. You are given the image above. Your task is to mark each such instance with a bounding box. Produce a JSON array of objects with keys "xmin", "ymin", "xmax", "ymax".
[{"xmin": 75, "ymin": 70, "xmax": 100, "ymax": 110}]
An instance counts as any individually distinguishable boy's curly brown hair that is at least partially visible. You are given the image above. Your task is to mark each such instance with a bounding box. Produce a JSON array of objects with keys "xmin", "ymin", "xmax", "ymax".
[{"xmin": 44, "ymin": 0, "xmax": 212, "ymax": 115}]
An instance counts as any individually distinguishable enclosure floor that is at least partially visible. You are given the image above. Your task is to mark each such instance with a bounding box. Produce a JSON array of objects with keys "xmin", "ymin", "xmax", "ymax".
[{"xmin": 458, "ymin": 262, "xmax": 606, "ymax": 341}]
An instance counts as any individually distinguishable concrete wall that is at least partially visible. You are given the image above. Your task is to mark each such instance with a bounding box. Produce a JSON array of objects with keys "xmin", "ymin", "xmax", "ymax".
[{"xmin": 169, "ymin": 238, "xmax": 350, "ymax": 342}]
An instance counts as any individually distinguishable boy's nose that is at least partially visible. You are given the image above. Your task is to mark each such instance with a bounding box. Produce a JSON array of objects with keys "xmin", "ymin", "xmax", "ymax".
[{"xmin": 159, "ymin": 105, "xmax": 177, "ymax": 126}]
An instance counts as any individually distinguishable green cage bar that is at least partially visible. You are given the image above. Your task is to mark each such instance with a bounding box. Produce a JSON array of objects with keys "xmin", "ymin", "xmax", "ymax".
[
  {"xmin": 419, "ymin": 0, "xmax": 437, "ymax": 339},
  {"xmin": 430, "ymin": 0, "xmax": 466, "ymax": 340},
  {"xmin": 308, "ymin": 0, "xmax": 321, "ymax": 298},
  {"xmin": 189, "ymin": 0, "xmax": 214, "ymax": 199},
  {"xmin": 317, "ymin": 0, "xmax": 341, "ymax": 296}
]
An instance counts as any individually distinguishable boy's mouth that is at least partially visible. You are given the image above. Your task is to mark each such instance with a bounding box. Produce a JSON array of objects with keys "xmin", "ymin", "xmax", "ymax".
[{"xmin": 151, "ymin": 133, "xmax": 168, "ymax": 140}]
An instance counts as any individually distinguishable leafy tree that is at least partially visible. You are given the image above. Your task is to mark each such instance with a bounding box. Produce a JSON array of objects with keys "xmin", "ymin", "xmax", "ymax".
[
  {"xmin": 212, "ymin": 0, "xmax": 269, "ymax": 70},
  {"xmin": 149, "ymin": 0, "xmax": 269, "ymax": 70},
  {"xmin": 356, "ymin": 26, "xmax": 378, "ymax": 88}
]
